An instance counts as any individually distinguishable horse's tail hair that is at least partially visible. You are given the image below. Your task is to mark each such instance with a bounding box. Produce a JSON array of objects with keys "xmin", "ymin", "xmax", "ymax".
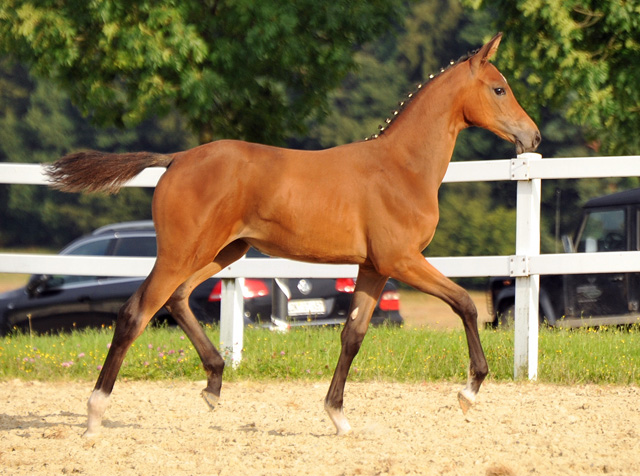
[{"xmin": 46, "ymin": 150, "xmax": 173, "ymax": 194}]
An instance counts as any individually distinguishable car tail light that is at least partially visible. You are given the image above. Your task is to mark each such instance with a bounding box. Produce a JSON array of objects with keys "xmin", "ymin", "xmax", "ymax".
[
  {"xmin": 335, "ymin": 278, "xmax": 356, "ymax": 293},
  {"xmin": 243, "ymin": 279, "xmax": 270, "ymax": 299},
  {"xmin": 208, "ymin": 279, "xmax": 270, "ymax": 302},
  {"xmin": 379, "ymin": 290, "xmax": 400, "ymax": 311}
]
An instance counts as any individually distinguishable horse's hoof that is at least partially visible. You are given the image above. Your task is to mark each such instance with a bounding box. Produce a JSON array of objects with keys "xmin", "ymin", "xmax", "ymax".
[
  {"xmin": 201, "ymin": 389, "xmax": 220, "ymax": 410},
  {"xmin": 325, "ymin": 404, "xmax": 352, "ymax": 436},
  {"xmin": 457, "ymin": 389, "xmax": 475, "ymax": 415},
  {"xmin": 335, "ymin": 424, "xmax": 352, "ymax": 436},
  {"xmin": 82, "ymin": 428, "xmax": 100, "ymax": 438}
]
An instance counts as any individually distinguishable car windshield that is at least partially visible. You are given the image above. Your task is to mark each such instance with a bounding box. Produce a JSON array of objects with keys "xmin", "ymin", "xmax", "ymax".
[{"xmin": 576, "ymin": 209, "xmax": 626, "ymax": 252}]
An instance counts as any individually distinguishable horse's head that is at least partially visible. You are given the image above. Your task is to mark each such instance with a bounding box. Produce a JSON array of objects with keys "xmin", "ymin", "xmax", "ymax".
[{"xmin": 462, "ymin": 33, "xmax": 541, "ymax": 154}]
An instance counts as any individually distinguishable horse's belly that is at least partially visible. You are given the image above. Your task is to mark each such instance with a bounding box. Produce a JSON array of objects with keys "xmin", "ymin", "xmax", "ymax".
[{"xmin": 243, "ymin": 216, "xmax": 367, "ymax": 265}]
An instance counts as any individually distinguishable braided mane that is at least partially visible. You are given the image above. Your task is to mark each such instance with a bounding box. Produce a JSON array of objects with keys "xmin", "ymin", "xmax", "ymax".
[{"xmin": 365, "ymin": 49, "xmax": 479, "ymax": 141}]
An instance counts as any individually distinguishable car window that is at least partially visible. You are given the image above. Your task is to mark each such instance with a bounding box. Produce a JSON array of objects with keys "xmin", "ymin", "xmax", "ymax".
[
  {"xmin": 68, "ymin": 238, "xmax": 113, "ymax": 256},
  {"xmin": 49, "ymin": 238, "xmax": 114, "ymax": 286},
  {"xmin": 577, "ymin": 209, "xmax": 626, "ymax": 252},
  {"xmin": 113, "ymin": 236, "xmax": 157, "ymax": 257}
]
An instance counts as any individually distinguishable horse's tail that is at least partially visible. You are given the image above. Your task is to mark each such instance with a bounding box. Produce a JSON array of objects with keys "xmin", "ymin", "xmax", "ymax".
[{"xmin": 46, "ymin": 150, "xmax": 173, "ymax": 194}]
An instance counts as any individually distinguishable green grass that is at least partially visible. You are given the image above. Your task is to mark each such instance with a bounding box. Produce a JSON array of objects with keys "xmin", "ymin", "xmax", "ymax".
[{"xmin": 2, "ymin": 324, "xmax": 640, "ymax": 385}]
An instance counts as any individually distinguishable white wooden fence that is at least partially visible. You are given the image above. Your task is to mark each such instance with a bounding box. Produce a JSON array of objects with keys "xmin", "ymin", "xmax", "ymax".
[{"xmin": 1, "ymin": 153, "xmax": 640, "ymax": 377}]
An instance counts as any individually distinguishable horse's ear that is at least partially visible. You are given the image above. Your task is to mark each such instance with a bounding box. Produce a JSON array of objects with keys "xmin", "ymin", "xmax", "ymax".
[{"xmin": 469, "ymin": 32, "xmax": 502, "ymax": 74}]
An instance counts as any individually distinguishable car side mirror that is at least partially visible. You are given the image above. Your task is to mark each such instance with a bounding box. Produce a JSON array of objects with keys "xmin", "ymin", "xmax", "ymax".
[{"xmin": 26, "ymin": 274, "xmax": 50, "ymax": 297}]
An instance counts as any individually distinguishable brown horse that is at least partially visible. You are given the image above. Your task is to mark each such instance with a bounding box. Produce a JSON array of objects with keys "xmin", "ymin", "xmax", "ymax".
[{"xmin": 48, "ymin": 33, "xmax": 540, "ymax": 437}]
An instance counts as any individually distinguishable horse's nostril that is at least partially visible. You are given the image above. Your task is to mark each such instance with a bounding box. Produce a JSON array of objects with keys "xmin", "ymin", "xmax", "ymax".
[{"xmin": 534, "ymin": 132, "xmax": 541, "ymax": 147}]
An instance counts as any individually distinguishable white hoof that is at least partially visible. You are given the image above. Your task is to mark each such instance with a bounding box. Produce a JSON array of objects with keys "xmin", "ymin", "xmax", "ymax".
[
  {"xmin": 457, "ymin": 387, "xmax": 476, "ymax": 414},
  {"xmin": 85, "ymin": 389, "xmax": 110, "ymax": 437},
  {"xmin": 82, "ymin": 427, "xmax": 101, "ymax": 438},
  {"xmin": 325, "ymin": 403, "xmax": 352, "ymax": 435},
  {"xmin": 201, "ymin": 389, "xmax": 220, "ymax": 410}
]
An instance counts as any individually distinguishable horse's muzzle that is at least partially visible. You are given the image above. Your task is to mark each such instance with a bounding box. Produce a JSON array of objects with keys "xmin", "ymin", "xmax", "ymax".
[{"xmin": 515, "ymin": 130, "xmax": 541, "ymax": 155}]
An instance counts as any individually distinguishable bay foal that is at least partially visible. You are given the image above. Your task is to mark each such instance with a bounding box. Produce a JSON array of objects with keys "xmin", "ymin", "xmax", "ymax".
[{"xmin": 48, "ymin": 33, "xmax": 540, "ymax": 436}]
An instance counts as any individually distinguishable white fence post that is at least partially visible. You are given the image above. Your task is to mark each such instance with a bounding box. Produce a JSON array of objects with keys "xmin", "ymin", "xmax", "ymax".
[
  {"xmin": 512, "ymin": 153, "xmax": 542, "ymax": 379},
  {"xmin": 219, "ymin": 278, "xmax": 244, "ymax": 367}
]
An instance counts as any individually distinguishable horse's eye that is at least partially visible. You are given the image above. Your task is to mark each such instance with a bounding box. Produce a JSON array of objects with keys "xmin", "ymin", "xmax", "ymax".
[{"xmin": 494, "ymin": 87, "xmax": 506, "ymax": 96}]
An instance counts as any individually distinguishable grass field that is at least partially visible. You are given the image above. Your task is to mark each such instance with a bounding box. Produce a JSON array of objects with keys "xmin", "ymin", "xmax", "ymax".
[
  {"xmin": 3, "ymin": 271, "xmax": 639, "ymax": 386},
  {"xmin": 2, "ymin": 321, "xmax": 639, "ymax": 385}
]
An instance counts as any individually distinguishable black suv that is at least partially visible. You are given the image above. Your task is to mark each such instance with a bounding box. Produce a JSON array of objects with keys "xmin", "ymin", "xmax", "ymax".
[
  {"xmin": 0, "ymin": 221, "xmax": 403, "ymax": 334},
  {"xmin": 488, "ymin": 187, "xmax": 640, "ymax": 327}
]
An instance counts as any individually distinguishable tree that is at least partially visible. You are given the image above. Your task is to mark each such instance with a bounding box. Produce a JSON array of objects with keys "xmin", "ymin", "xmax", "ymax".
[
  {"xmin": 309, "ymin": 0, "xmax": 489, "ymax": 149},
  {"xmin": 0, "ymin": 0, "xmax": 404, "ymax": 145},
  {"xmin": 463, "ymin": 0, "xmax": 640, "ymax": 155},
  {"xmin": 427, "ymin": 182, "xmax": 517, "ymax": 257},
  {"xmin": 0, "ymin": 60, "xmax": 196, "ymax": 248}
]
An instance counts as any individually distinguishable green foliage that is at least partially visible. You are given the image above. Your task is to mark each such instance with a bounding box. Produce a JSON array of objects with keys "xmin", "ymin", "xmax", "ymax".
[
  {"xmin": 310, "ymin": 0, "xmax": 487, "ymax": 149},
  {"xmin": 0, "ymin": 0, "xmax": 404, "ymax": 145},
  {"xmin": 463, "ymin": 0, "xmax": 640, "ymax": 155},
  {"xmin": 1, "ymin": 0, "xmax": 634, "ymax": 256},
  {"xmin": 0, "ymin": 61, "xmax": 196, "ymax": 247},
  {"xmin": 3, "ymin": 324, "xmax": 640, "ymax": 385},
  {"xmin": 427, "ymin": 182, "xmax": 517, "ymax": 257},
  {"xmin": 310, "ymin": 48, "xmax": 410, "ymax": 147}
]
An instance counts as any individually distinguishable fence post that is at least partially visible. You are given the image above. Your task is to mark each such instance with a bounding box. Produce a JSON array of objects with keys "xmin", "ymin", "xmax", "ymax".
[
  {"xmin": 220, "ymin": 278, "xmax": 244, "ymax": 367},
  {"xmin": 271, "ymin": 278, "xmax": 290, "ymax": 330},
  {"xmin": 512, "ymin": 153, "xmax": 542, "ymax": 380}
]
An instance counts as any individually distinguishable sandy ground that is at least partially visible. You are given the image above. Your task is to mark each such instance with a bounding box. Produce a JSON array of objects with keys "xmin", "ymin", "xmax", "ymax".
[{"xmin": 2, "ymin": 379, "xmax": 639, "ymax": 476}]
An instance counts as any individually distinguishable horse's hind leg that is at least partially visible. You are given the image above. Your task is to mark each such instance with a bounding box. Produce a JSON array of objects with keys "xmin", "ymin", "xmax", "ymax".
[
  {"xmin": 386, "ymin": 254, "xmax": 488, "ymax": 413},
  {"xmin": 164, "ymin": 240, "xmax": 250, "ymax": 409},
  {"xmin": 325, "ymin": 266, "xmax": 388, "ymax": 435},
  {"xmin": 84, "ymin": 265, "xmax": 192, "ymax": 437}
]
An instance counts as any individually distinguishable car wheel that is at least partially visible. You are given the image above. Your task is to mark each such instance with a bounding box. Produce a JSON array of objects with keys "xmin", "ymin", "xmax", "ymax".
[{"xmin": 491, "ymin": 303, "xmax": 548, "ymax": 328}]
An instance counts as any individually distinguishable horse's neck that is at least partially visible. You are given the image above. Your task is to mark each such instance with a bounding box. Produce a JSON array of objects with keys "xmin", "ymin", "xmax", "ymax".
[{"xmin": 383, "ymin": 69, "xmax": 467, "ymax": 185}]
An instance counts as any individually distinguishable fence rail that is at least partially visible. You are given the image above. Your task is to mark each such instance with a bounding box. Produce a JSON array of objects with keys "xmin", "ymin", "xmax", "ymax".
[{"xmin": 2, "ymin": 154, "xmax": 640, "ymax": 375}]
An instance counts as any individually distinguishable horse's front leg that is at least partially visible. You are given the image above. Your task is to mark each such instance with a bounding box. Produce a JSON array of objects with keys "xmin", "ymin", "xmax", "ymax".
[
  {"xmin": 324, "ymin": 266, "xmax": 388, "ymax": 435},
  {"xmin": 387, "ymin": 253, "xmax": 488, "ymax": 413}
]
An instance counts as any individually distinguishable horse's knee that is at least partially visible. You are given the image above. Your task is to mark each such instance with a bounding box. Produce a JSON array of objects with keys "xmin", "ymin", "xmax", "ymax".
[
  {"xmin": 113, "ymin": 300, "xmax": 147, "ymax": 341},
  {"xmin": 453, "ymin": 290, "xmax": 477, "ymax": 322},
  {"xmin": 340, "ymin": 325, "xmax": 367, "ymax": 356}
]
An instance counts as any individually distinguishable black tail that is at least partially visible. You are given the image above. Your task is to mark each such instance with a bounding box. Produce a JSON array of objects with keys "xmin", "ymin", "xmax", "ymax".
[{"xmin": 47, "ymin": 150, "xmax": 173, "ymax": 194}]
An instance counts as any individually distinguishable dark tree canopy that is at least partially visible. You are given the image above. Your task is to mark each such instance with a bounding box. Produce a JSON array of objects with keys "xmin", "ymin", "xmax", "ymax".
[{"xmin": 0, "ymin": 0, "xmax": 404, "ymax": 145}]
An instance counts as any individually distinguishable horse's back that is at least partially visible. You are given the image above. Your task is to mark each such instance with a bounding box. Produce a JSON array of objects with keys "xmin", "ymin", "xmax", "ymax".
[{"xmin": 152, "ymin": 139, "xmax": 379, "ymax": 263}]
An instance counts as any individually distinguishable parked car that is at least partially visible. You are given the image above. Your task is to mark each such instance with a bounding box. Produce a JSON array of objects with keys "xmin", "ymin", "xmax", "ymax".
[
  {"xmin": 487, "ymin": 187, "xmax": 640, "ymax": 327},
  {"xmin": 0, "ymin": 221, "xmax": 403, "ymax": 334}
]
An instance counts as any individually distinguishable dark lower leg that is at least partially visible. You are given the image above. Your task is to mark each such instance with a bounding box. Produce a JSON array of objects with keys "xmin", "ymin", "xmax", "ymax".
[
  {"xmin": 324, "ymin": 267, "xmax": 387, "ymax": 434},
  {"xmin": 452, "ymin": 291, "xmax": 488, "ymax": 412},
  {"xmin": 85, "ymin": 270, "xmax": 188, "ymax": 437},
  {"xmin": 166, "ymin": 297, "xmax": 225, "ymax": 405},
  {"xmin": 164, "ymin": 241, "xmax": 249, "ymax": 407},
  {"xmin": 389, "ymin": 256, "xmax": 488, "ymax": 411},
  {"xmin": 85, "ymin": 299, "xmax": 150, "ymax": 436}
]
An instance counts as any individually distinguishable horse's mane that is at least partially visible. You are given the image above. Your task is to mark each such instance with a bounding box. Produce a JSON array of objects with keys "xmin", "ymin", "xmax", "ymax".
[{"xmin": 365, "ymin": 49, "xmax": 479, "ymax": 141}]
